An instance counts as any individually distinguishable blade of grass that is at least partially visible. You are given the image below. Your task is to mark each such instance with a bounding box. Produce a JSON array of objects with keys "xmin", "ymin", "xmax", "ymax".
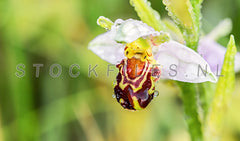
[
  {"xmin": 4, "ymin": 40, "xmax": 39, "ymax": 141},
  {"xmin": 40, "ymin": 73, "xmax": 68, "ymax": 141},
  {"xmin": 0, "ymin": 111, "xmax": 3, "ymax": 141},
  {"xmin": 2, "ymin": 90, "xmax": 95, "ymax": 139},
  {"xmin": 74, "ymin": 103, "xmax": 104, "ymax": 141}
]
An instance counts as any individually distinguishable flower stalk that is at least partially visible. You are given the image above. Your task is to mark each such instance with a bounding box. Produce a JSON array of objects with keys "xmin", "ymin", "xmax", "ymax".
[{"xmin": 178, "ymin": 82, "xmax": 203, "ymax": 141}]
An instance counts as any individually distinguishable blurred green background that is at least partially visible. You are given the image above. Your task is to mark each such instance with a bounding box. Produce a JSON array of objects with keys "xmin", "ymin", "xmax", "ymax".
[{"xmin": 0, "ymin": 0, "xmax": 240, "ymax": 141}]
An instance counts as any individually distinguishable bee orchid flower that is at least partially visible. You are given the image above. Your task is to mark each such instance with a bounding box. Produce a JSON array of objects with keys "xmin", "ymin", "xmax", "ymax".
[{"xmin": 88, "ymin": 17, "xmax": 217, "ymax": 110}]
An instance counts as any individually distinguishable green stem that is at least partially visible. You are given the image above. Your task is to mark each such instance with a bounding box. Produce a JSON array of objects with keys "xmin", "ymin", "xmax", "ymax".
[{"xmin": 178, "ymin": 82, "xmax": 203, "ymax": 141}]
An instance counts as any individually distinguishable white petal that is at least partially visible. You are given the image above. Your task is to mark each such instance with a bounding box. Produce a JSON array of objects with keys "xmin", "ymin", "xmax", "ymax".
[
  {"xmin": 88, "ymin": 18, "xmax": 161, "ymax": 64},
  {"xmin": 88, "ymin": 31, "xmax": 125, "ymax": 64},
  {"xmin": 154, "ymin": 40, "xmax": 217, "ymax": 83},
  {"xmin": 113, "ymin": 19, "xmax": 160, "ymax": 43}
]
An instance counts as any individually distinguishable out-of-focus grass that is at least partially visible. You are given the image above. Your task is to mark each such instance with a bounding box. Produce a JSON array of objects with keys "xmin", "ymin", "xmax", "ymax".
[{"xmin": 0, "ymin": 0, "xmax": 240, "ymax": 141}]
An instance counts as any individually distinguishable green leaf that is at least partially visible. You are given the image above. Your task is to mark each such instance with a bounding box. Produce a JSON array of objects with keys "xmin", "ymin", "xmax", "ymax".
[
  {"xmin": 163, "ymin": 0, "xmax": 203, "ymax": 51},
  {"xmin": 205, "ymin": 35, "xmax": 237, "ymax": 141},
  {"xmin": 129, "ymin": 0, "xmax": 165, "ymax": 31}
]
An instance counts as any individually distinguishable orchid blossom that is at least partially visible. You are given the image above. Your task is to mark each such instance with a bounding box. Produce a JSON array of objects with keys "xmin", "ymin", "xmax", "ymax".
[
  {"xmin": 88, "ymin": 17, "xmax": 217, "ymax": 110},
  {"xmin": 198, "ymin": 19, "xmax": 240, "ymax": 74}
]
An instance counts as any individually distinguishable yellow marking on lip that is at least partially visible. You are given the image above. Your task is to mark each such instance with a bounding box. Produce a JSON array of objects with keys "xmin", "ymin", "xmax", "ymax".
[
  {"xmin": 132, "ymin": 96, "xmax": 143, "ymax": 110},
  {"xmin": 148, "ymin": 76, "xmax": 155, "ymax": 94},
  {"xmin": 123, "ymin": 59, "xmax": 148, "ymax": 83},
  {"xmin": 125, "ymin": 38, "xmax": 153, "ymax": 62},
  {"xmin": 126, "ymin": 38, "xmax": 150, "ymax": 50},
  {"xmin": 116, "ymin": 58, "xmax": 157, "ymax": 95},
  {"xmin": 119, "ymin": 60, "xmax": 156, "ymax": 95},
  {"xmin": 118, "ymin": 59, "xmax": 150, "ymax": 93}
]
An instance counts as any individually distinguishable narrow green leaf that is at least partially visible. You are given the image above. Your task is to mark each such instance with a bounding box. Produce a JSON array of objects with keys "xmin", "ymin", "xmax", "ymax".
[
  {"xmin": 205, "ymin": 35, "xmax": 237, "ymax": 141},
  {"xmin": 3, "ymin": 24, "xmax": 40, "ymax": 140},
  {"xmin": 129, "ymin": 0, "xmax": 165, "ymax": 31}
]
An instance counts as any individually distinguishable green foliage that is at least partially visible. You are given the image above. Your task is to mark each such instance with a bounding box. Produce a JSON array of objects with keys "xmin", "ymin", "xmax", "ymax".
[
  {"xmin": 163, "ymin": 0, "xmax": 202, "ymax": 51},
  {"xmin": 130, "ymin": 0, "xmax": 165, "ymax": 31},
  {"xmin": 205, "ymin": 35, "xmax": 237, "ymax": 141}
]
